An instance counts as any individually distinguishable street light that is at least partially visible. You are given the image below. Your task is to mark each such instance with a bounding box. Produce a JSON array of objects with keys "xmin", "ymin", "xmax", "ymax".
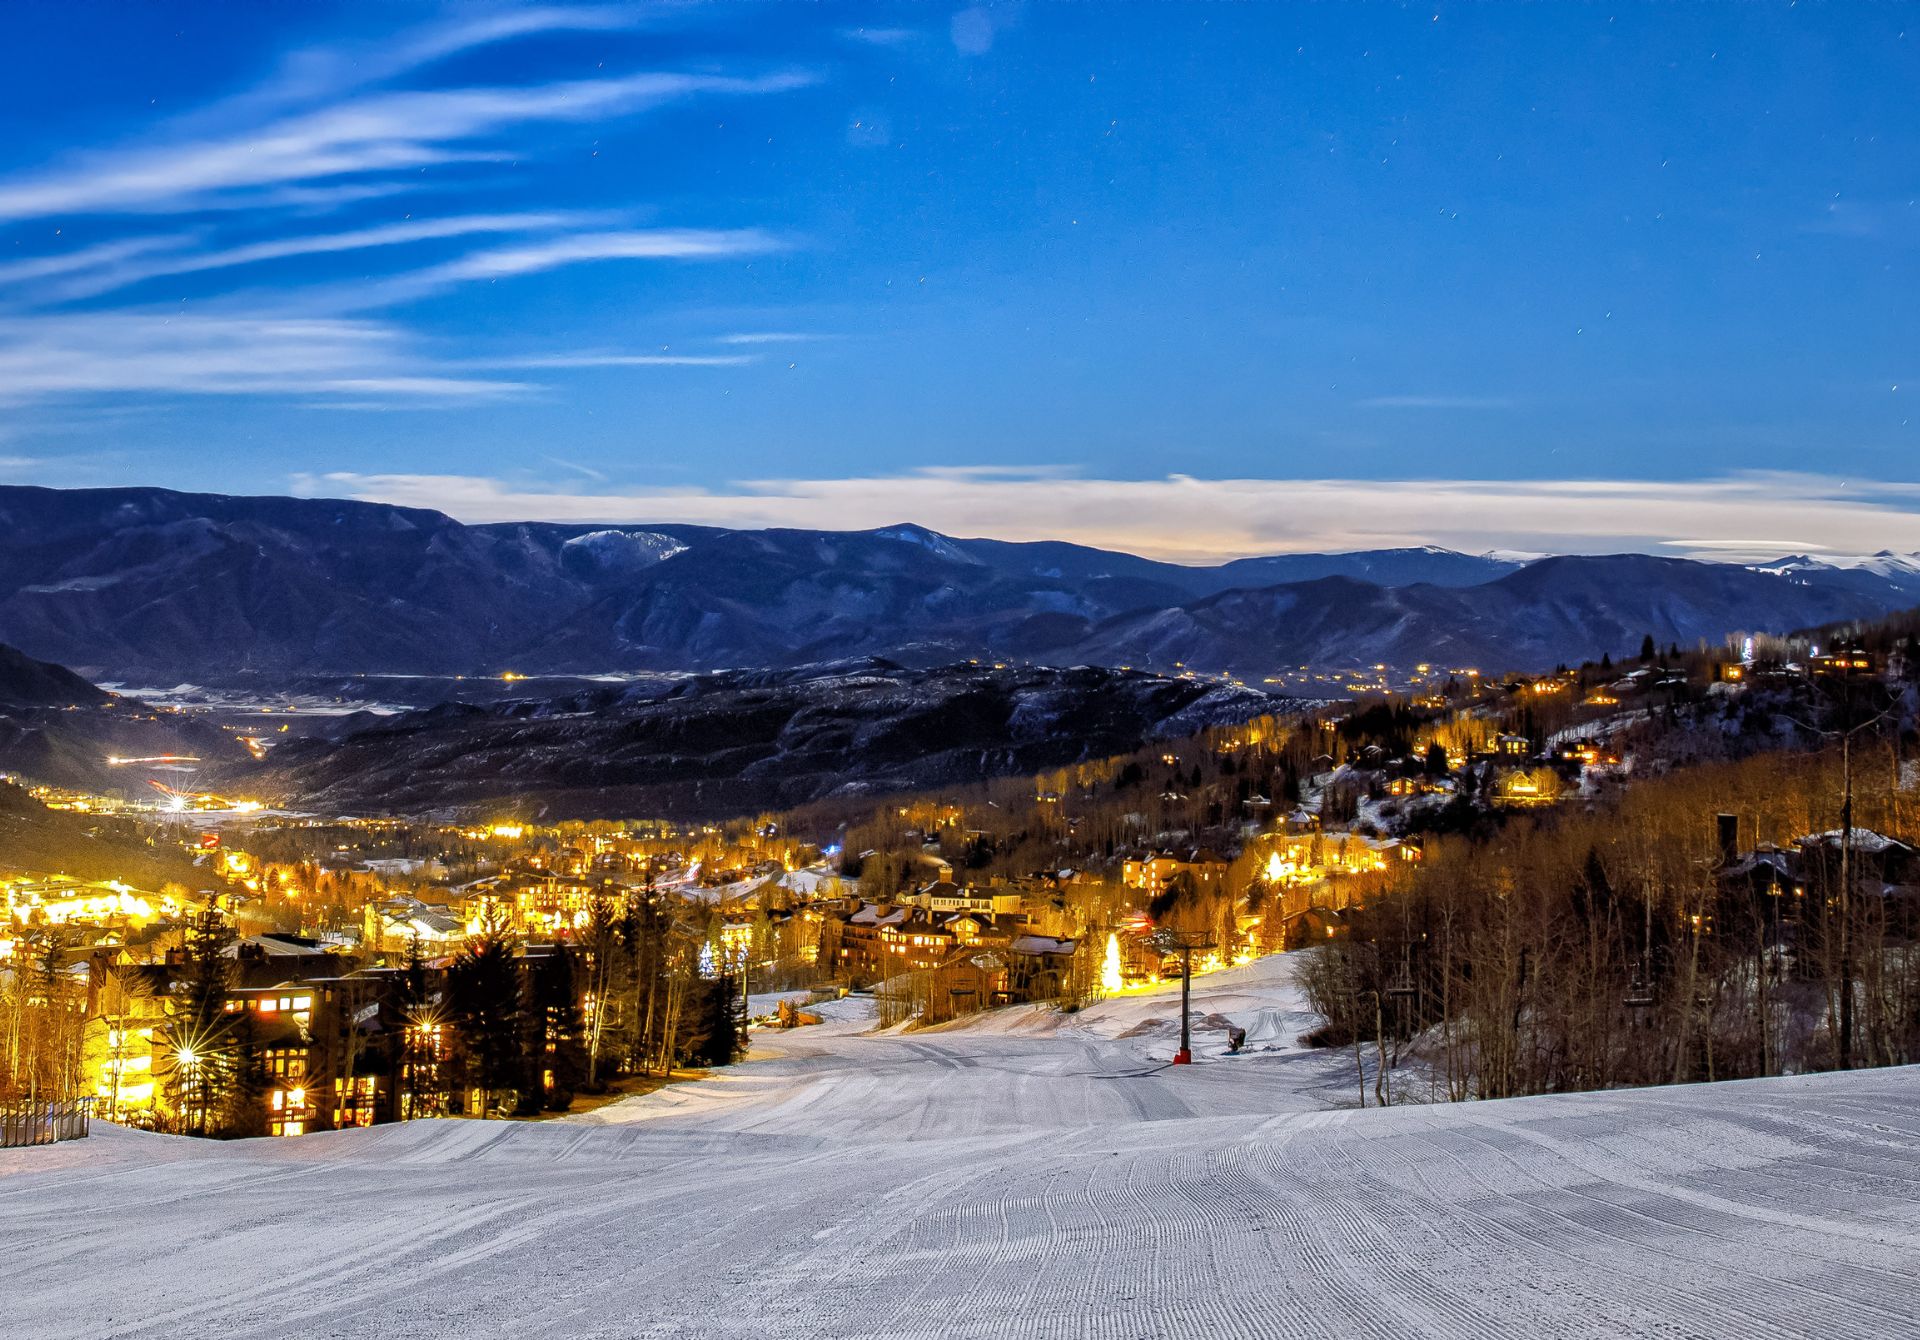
[{"xmin": 1147, "ymin": 928, "xmax": 1217, "ymax": 1064}]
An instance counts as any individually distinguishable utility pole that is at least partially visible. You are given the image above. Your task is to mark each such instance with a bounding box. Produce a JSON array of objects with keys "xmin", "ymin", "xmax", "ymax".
[
  {"xmin": 1838, "ymin": 725, "xmax": 1852, "ymax": 1069},
  {"xmin": 1787, "ymin": 674, "xmax": 1897, "ymax": 1073},
  {"xmin": 1149, "ymin": 929, "xmax": 1216, "ymax": 1064}
]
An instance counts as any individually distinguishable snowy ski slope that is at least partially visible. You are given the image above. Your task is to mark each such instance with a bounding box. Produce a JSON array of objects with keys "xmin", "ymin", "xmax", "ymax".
[{"xmin": 5, "ymin": 960, "xmax": 1920, "ymax": 1339}]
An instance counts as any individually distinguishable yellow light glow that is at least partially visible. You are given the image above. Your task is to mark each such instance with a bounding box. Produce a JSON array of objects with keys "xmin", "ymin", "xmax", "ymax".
[{"xmin": 1101, "ymin": 933, "xmax": 1123, "ymax": 993}]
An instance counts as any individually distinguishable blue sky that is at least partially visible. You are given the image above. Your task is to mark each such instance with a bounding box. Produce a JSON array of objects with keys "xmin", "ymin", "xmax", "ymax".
[{"xmin": 1, "ymin": 2, "xmax": 1917, "ymax": 561}]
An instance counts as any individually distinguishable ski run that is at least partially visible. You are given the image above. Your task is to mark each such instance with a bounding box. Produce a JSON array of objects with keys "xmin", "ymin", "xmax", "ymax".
[{"xmin": 5, "ymin": 954, "xmax": 1920, "ymax": 1340}]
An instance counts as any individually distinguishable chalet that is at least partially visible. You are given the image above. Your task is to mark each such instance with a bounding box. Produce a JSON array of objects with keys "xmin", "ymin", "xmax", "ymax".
[
  {"xmin": 1809, "ymin": 648, "xmax": 1879, "ymax": 678},
  {"xmin": 875, "ymin": 914, "xmax": 958, "ymax": 974},
  {"xmin": 1795, "ymin": 829, "xmax": 1920, "ymax": 903},
  {"xmin": 1277, "ymin": 906, "xmax": 1347, "ymax": 949},
  {"xmin": 1714, "ymin": 821, "xmax": 1920, "ymax": 955},
  {"xmin": 1005, "ymin": 934, "xmax": 1078, "ymax": 1002},
  {"xmin": 1491, "ymin": 765, "xmax": 1566, "ymax": 808},
  {"xmin": 942, "ymin": 910, "xmax": 1026, "ymax": 948},
  {"xmin": 1122, "ymin": 848, "xmax": 1230, "ymax": 896},
  {"xmin": 915, "ymin": 949, "xmax": 1008, "ymax": 1024}
]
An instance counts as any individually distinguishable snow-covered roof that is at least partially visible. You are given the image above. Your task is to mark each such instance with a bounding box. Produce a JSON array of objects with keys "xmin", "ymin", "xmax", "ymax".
[
  {"xmin": 849, "ymin": 903, "xmax": 910, "ymax": 926},
  {"xmin": 1797, "ymin": 829, "xmax": 1913, "ymax": 855},
  {"xmin": 1009, "ymin": 934, "xmax": 1077, "ymax": 957}
]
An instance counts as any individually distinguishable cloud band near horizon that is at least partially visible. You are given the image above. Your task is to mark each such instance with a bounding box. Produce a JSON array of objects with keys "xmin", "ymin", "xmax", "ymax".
[{"xmin": 295, "ymin": 469, "xmax": 1920, "ymax": 565}]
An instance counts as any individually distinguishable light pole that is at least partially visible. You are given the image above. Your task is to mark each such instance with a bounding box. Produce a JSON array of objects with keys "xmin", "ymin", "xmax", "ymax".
[{"xmin": 1149, "ymin": 929, "xmax": 1216, "ymax": 1064}]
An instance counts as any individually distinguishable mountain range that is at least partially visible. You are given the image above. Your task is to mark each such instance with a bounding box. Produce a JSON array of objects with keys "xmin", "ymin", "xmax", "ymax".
[{"xmin": 0, "ymin": 485, "xmax": 1913, "ymax": 683}]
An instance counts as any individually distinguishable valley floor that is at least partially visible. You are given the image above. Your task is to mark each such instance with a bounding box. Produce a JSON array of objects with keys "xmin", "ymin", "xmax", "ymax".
[{"xmin": 5, "ymin": 958, "xmax": 1920, "ymax": 1339}]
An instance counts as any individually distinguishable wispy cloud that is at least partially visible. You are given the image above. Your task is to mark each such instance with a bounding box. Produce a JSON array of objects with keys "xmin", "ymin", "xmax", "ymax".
[
  {"xmin": 715, "ymin": 330, "xmax": 831, "ymax": 345},
  {"xmin": 0, "ymin": 314, "xmax": 768, "ymax": 408},
  {"xmin": 443, "ymin": 229, "xmax": 786, "ymax": 279},
  {"xmin": 0, "ymin": 236, "xmax": 194, "ymax": 287},
  {"xmin": 265, "ymin": 6, "xmax": 647, "ymax": 104},
  {"xmin": 1357, "ymin": 395, "xmax": 1517, "ymax": 410},
  {"xmin": 322, "ymin": 228, "xmax": 785, "ymax": 309},
  {"xmin": 0, "ymin": 70, "xmax": 814, "ymax": 224},
  {"xmin": 0, "ymin": 313, "xmax": 523, "ymax": 403},
  {"xmin": 545, "ymin": 456, "xmax": 609, "ymax": 483},
  {"xmin": 478, "ymin": 351, "xmax": 757, "ymax": 369},
  {"xmin": 0, "ymin": 11, "xmax": 818, "ymax": 409},
  {"xmin": 33, "ymin": 212, "xmax": 606, "ymax": 301},
  {"xmin": 301, "ymin": 469, "xmax": 1920, "ymax": 564}
]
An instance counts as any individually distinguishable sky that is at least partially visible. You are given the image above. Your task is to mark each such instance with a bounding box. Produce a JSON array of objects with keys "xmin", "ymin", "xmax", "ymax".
[{"xmin": 0, "ymin": 2, "xmax": 1916, "ymax": 564}]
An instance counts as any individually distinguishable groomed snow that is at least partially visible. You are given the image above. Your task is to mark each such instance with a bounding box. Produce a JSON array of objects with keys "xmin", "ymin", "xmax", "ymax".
[{"xmin": 6, "ymin": 956, "xmax": 1920, "ymax": 1338}]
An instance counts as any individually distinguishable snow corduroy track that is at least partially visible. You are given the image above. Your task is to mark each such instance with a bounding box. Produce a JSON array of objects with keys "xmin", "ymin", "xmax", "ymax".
[{"xmin": 4, "ymin": 1025, "xmax": 1920, "ymax": 1340}]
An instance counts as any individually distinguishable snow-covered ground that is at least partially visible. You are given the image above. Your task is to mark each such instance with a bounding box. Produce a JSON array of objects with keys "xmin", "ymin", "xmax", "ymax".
[{"xmin": 7, "ymin": 955, "xmax": 1920, "ymax": 1338}]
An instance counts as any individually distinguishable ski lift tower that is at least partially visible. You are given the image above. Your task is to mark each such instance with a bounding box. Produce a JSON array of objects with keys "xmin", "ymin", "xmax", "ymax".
[{"xmin": 1148, "ymin": 928, "xmax": 1217, "ymax": 1064}]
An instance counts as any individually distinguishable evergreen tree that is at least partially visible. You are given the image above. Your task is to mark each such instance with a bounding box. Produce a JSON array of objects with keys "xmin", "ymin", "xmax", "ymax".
[
  {"xmin": 1639, "ymin": 634, "xmax": 1656, "ymax": 663},
  {"xmin": 523, "ymin": 946, "xmax": 586, "ymax": 1113},
  {"xmin": 448, "ymin": 922, "xmax": 523, "ymax": 1117},
  {"xmin": 681, "ymin": 976, "xmax": 742, "ymax": 1067},
  {"xmin": 165, "ymin": 909, "xmax": 238, "ymax": 1137},
  {"xmin": 223, "ymin": 1009, "xmax": 271, "ymax": 1138},
  {"xmin": 396, "ymin": 935, "xmax": 446, "ymax": 1117}
]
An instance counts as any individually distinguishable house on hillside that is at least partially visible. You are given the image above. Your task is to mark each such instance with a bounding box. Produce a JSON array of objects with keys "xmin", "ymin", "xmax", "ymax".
[
  {"xmin": 1005, "ymin": 934, "xmax": 1079, "ymax": 1002},
  {"xmin": 1278, "ymin": 906, "xmax": 1347, "ymax": 949}
]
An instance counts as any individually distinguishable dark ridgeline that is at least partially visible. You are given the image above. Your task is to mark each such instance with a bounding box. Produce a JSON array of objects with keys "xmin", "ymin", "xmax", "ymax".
[
  {"xmin": 238, "ymin": 659, "xmax": 1291, "ymax": 820},
  {"xmin": 0, "ymin": 485, "xmax": 1910, "ymax": 684}
]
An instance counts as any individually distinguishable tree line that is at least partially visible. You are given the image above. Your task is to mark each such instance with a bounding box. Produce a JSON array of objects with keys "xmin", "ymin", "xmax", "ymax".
[{"xmin": 1302, "ymin": 737, "xmax": 1920, "ymax": 1105}]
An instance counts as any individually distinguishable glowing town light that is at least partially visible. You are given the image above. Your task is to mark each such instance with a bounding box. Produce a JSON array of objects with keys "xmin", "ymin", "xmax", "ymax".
[
  {"xmin": 1101, "ymin": 933, "xmax": 1123, "ymax": 994},
  {"xmin": 1265, "ymin": 851, "xmax": 1286, "ymax": 883}
]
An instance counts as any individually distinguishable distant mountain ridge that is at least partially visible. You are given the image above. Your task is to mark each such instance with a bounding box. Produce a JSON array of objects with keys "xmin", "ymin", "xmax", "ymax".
[
  {"xmin": 235, "ymin": 658, "xmax": 1287, "ymax": 819},
  {"xmin": 0, "ymin": 639, "xmax": 249, "ymax": 795},
  {"xmin": 0, "ymin": 641, "xmax": 108, "ymax": 709},
  {"xmin": 0, "ymin": 485, "xmax": 1913, "ymax": 682}
]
